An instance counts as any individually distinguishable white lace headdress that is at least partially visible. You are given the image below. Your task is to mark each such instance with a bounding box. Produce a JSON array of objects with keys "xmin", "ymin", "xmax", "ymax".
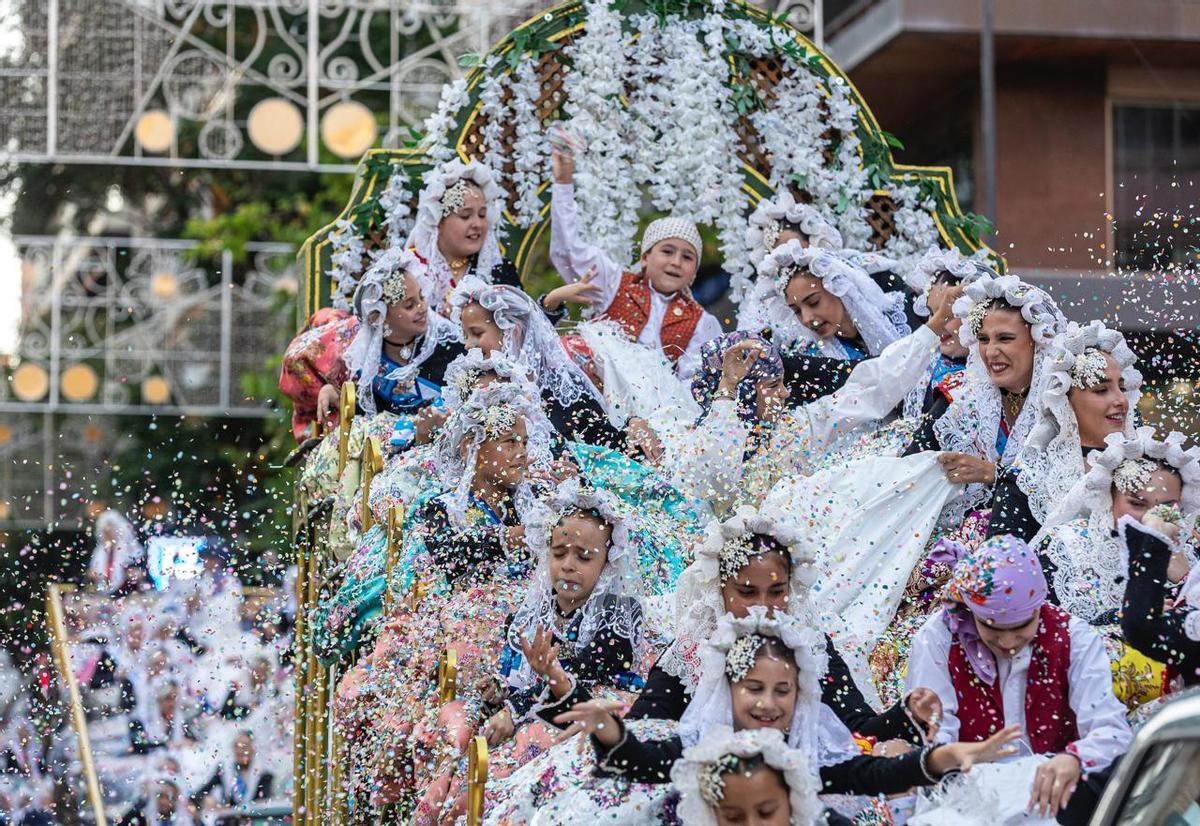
[
  {"xmin": 660, "ymin": 505, "xmax": 818, "ymax": 692},
  {"xmin": 1016, "ymin": 320, "xmax": 1142, "ymax": 525},
  {"xmin": 1033, "ymin": 427, "xmax": 1199, "ymax": 622},
  {"xmin": 343, "ymin": 246, "xmax": 462, "ymax": 415},
  {"xmin": 671, "ymin": 727, "xmax": 822, "ymax": 826},
  {"xmin": 448, "ymin": 277, "xmax": 607, "ymax": 410},
  {"xmin": 677, "ymin": 607, "xmax": 856, "ymax": 769},
  {"xmin": 504, "ymin": 477, "xmax": 646, "ymax": 695},
  {"xmin": 442, "ymin": 347, "xmax": 540, "ymax": 412},
  {"xmin": 405, "ymin": 159, "xmax": 507, "ymax": 304},
  {"xmin": 932, "ymin": 274, "xmax": 1066, "ymax": 515},
  {"xmin": 906, "ymin": 244, "xmax": 998, "ymax": 317},
  {"xmin": 740, "ymin": 240, "xmax": 910, "ymax": 358},
  {"xmin": 745, "ymin": 191, "xmax": 844, "ymax": 264},
  {"xmin": 432, "ymin": 381, "xmax": 554, "ymax": 527}
]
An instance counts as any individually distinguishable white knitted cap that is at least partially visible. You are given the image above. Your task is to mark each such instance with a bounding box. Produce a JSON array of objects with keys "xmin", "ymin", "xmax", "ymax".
[{"xmin": 640, "ymin": 216, "xmax": 702, "ymax": 258}]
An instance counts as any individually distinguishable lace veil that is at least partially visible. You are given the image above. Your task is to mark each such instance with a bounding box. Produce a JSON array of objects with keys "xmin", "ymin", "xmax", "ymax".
[
  {"xmin": 448, "ymin": 277, "xmax": 608, "ymax": 411},
  {"xmin": 742, "ymin": 241, "xmax": 910, "ymax": 358},
  {"xmin": 671, "ymin": 727, "xmax": 822, "ymax": 826},
  {"xmin": 343, "ymin": 246, "xmax": 462, "ymax": 415},
  {"xmin": 1016, "ymin": 320, "xmax": 1142, "ymax": 525},
  {"xmin": 504, "ymin": 478, "xmax": 647, "ymax": 692},
  {"xmin": 432, "ymin": 382, "xmax": 554, "ymax": 527},
  {"xmin": 405, "ymin": 159, "xmax": 507, "ymax": 304},
  {"xmin": 658, "ymin": 505, "xmax": 819, "ymax": 693}
]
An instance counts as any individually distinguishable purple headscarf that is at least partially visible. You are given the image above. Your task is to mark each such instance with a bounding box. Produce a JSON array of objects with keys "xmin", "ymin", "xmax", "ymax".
[
  {"xmin": 690, "ymin": 331, "xmax": 784, "ymax": 425},
  {"xmin": 939, "ymin": 534, "xmax": 1048, "ymax": 684}
]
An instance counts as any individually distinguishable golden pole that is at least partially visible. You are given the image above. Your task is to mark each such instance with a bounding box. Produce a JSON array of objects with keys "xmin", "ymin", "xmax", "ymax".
[
  {"xmin": 467, "ymin": 735, "xmax": 489, "ymax": 826},
  {"xmin": 358, "ymin": 436, "xmax": 384, "ymax": 534},
  {"xmin": 291, "ymin": 489, "xmax": 310, "ymax": 825},
  {"xmin": 437, "ymin": 649, "xmax": 458, "ymax": 704},
  {"xmin": 304, "ymin": 523, "xmax": 326, "ymax": 826},
  {"xmin": 46, "ymin": 585, "xmax": 108, "ymax": 826},
  {"xmin": 337, "ymin": 381, "xmax": 357, "ymax": 475},
  {"xmin": 383, "ymin": 504, "xmax": 405, "ymax": 613}
]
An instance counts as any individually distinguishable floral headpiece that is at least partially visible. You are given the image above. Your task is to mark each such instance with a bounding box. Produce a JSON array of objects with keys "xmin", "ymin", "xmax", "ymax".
[
  {"xmin": 952, "ymin": 273, "xmax": 1065, "ymax": 347},
  {"xmin": 1085, "ymin": 428, "xmax": 1200, "ymax": 514},
  {"xmin": 723, "ymin": 633, "xmax": 767, "ymax": 683},
  {"xmin": 672, "ymin": 727, "xmax": 821, "ymax": 826},
  {"xmin": 442, "ymin": 348, "xmax": 539, "ymax": 412},
  {"xmin": 906, "ymin": 244, "xmax": 997, "ymax": 316},
  {"xmin": 415, "ymin": 159, "xmax": 504, "ymax": 230},
  {"xmin": 746, "ymin": 191, "xmax": 843, "ymax": 257},
  {"xmin": 1044, "ymin": 319, "xmax": 1141, "ymax": 395}
]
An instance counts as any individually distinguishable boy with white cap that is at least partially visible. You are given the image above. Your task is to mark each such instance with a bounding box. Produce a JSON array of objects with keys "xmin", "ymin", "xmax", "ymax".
[{"xmin": 547, "ymin": 148, "xmax": 723, "ymax": 378}]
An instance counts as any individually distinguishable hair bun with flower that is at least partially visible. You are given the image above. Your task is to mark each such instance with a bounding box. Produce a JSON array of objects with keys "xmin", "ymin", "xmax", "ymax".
[
  {"xmin": 671, "ymin": 726, "xmax": 821, "ymax": 826},
  {"xmin": 745, "ymin": 191, "xmax": 843, "ymax": 260},
  {"xmin": 906, "ymin": 244, "xmax": 997, "ymax": 316},
  {"xmin": 1084, "ymin": 427, "xmax": 1200, "ymax": 515},
  {"xmin": 952, "ymin": 273, "xmax": 1065, "ymax": 348}
]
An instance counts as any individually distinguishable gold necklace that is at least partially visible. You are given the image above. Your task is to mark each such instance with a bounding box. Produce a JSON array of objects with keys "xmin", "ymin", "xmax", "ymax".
[
  {"xmin": 1002, "ymin": 388, "xmax": 1027, "ymax": 423},
  {"xmin": 448, "ymin": 256, "xmax": 470, "ymax": 272}
]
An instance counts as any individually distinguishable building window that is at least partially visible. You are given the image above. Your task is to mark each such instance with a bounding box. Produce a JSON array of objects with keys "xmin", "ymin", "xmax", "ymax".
[{"xmin": 1112, "ymin": 102, "xmax": 1200, "ymax": 271}]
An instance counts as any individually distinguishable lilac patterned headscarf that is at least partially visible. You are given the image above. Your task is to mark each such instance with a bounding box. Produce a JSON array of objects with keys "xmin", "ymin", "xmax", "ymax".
[
  {"xmin": 690, "ymin": 332, "xmax": 784, "ymax": 426},
  {"xmin": 939, "ymin": 534, "xmax": 1048, "ymax": 683}
]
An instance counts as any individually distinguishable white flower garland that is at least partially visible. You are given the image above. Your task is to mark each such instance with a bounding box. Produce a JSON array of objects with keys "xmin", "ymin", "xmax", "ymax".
[
  {"xmin": 327, "ymin": 219, "xmax": 368, "ymax": 312},
  {"xmin": 421, "ymin": 76, "xmax": 469, "ymax": 164},
  {"xmin": 378, "ymin": 170, "xmax": 416, "ymax": 249},
  {"xmin": 883, "ymin": 181, "xmax": 941, "ymax": 262},
  {"xmin": 560, "ymin": 0, "xmax": 641, "ymax": 262},
  {"xmin": 510, "ymin": 57, "xmax": 550, "ymax": 227},
  {"xmin": 477, "ymin": 55, "xmax": 509, "ymax": 183}
]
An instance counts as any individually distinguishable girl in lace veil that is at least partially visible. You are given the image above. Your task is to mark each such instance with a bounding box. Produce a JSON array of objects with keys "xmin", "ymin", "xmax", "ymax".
[
  {"xmin": 738, "ymin": 241, "xmax": 911, "ymax": 360},
  {"xmin": 931, "ymin": 274, "xmax": 1066, "ymax": 519},
  {"xmin": 336, "ymin": 246, "xmax": 464, "ymax": 417},
  {"xmin": 405, "ymin": 158, "xmax": 520, "ymax": 306},
  {"xmin": 671, "ymin": 727, "xmax": 821, "ymax": 826},
  {"xmin": 1003, "ymin": 320, "xmax": 1142, "ymax": 539},
  {"xmin": 1033, "ymin": 427, "xmax": 1199, "ymax": 627},
  {"xmin": 413, "ymin": 478, "xmax": 650, "ymax": 823}
]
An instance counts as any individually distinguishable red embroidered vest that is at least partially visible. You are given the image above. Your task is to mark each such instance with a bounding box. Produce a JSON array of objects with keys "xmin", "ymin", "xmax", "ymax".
[
  {"xmin": 599, "ymin": 272, "xmax": 703, "ymax": 364},
  {"xmin": 948, "ymin": 603, "xmax": 1079, "ymax": 755}
]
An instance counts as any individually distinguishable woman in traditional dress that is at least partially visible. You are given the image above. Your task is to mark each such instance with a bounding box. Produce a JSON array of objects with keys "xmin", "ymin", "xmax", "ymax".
[
  {"xmin": 88, "ymin": 510, "xmax": 145, "ymax": 595},
  {"xmin": 313, "ymin": 247, "xmax": 463, "ymax": 427},
  {"xmin": 1035, "ymin": 428, "xmax": 1198, "ymax": 708},
  {"xmin": 280, "ymin": 158, "xmax": 518, "ymax": 439},
  {"xmin": 990, "ymin": 319, "xmax": 1141, "ymax": 541}
]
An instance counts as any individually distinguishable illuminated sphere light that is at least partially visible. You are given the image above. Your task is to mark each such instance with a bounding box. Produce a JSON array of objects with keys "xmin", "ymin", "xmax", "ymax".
[
  {"xmin": 142, "ymin": 375, "xmax": 171, "ymax": 405},
  {"xmin": 61, "ymin": 363, "xmax": 99, "ymax": 402},
  {"xmin": 135, "ymin": 110, "xmax": 175, "ymax": 153},
  {"xmin": 321, "ymin": 100, "xmax": 377, "ymax": 159},
  {"xmin": 0, "ymin": 424, "xmax": 11, "ymax": 445},
  {"xmin": 247, "ymin": 97, "xmax": 304, "ymax": 156},
  {"xmin": 11, "ymin": 362, "xmax": 49, "ymax": 402},
  {"xmin": 151, "ymin": 271, "xmax": 180, "ymax": 300}
]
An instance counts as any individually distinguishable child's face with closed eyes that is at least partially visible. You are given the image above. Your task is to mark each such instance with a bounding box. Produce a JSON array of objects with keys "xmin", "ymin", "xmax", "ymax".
[{"xmin": 714, "ymin": 764, "xmax": 791, "ymax": 826}]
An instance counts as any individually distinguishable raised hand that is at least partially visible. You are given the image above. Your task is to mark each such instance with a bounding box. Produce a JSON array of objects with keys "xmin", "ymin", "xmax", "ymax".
[
  {"xmin": 905, "ymin": 687, "xmax": 943, "ymax": 740},
  {"xmin": 552, "ymin": 698, "xmax": 626, "ymax": 747}
]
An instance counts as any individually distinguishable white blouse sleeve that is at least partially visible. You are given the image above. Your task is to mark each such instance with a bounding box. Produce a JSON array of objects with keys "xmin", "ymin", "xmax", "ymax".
[
  {"xmin": 666, "ymin": 399, "xmax": 749, "ymax": 507},
  {"xmin": 803, "ymin": 324, "xmax": 938, "ymax": 453},
  {"xmin": 676, "ymin": 311, "xmax": 724, "ymax": 379},
  {"xmin": 549, "ymin": 182, "xmax": 623, "ymax": 312},
  {"xmin": 902, "ymin": 610, "xmax": 960, "ymax": 745},
  {"xmin": 1065, "ymin": 617, "xmax": 1133, "ymax": 773}
]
